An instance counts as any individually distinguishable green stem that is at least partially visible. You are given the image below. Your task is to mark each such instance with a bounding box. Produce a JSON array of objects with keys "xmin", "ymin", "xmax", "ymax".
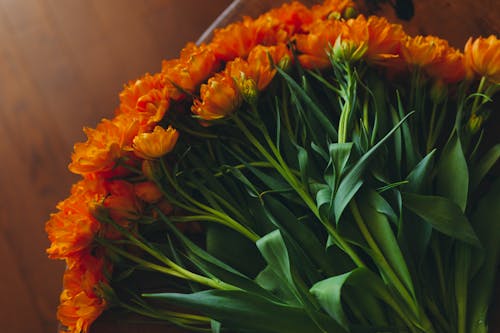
[
  {"xmin": 470, "ymin": 76, "xmax": 487, "ymax": 117},
  {"xmin": 99, "ymin": 235, "xmax": 238, "ymax": 291},
  {"xmin": 455, "ymin": 243, "xmax": 471, "ymax": 333},
  {"xmin": 349, "ymin": 201, "xmax": 435, "ymax": 333},
  {"xmin": 159, "ymin": 158, "xmax": 259, "ymax": 242},
  {"xmin": 426, "ymin": 102, "xmax": 439, "ymax": 152},
  {"xmin": 431, "ymin": 241, "xmax": 448, "ymax": 309},
  {"xmin": 119, "ymin": 301, "xmax": 212, "ymax": 329},
  {"xmin": 234, "ymin": 113, "xmax": 366, "ymax": 269}
]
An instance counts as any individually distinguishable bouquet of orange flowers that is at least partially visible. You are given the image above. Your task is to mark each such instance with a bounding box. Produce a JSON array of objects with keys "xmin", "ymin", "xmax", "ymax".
[{"xmin": 46, "ymin": 1, "xmax": 499, "ymax": 332}]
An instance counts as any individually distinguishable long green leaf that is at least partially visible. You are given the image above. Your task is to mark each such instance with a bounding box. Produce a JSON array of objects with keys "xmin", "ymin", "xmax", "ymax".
[
  {"xmin": 436, "ymin": 132, "xmax": 469, "ymax": 211},
  {"xmin": 144, "ymin": 290, "xmax": 342, "ymax": 333},
  {"xmin": 470, "ymin": 143, "xmax": 500, "ymax": 193},
  {"xmin": 277, "ymin": 67, "xmax": 338, "ymax": 140},
  {"xmin": 334, "ymin": 112, "xmax": 415, "ymax": 222},
  {"xmin": 401, "ymin": 193, "xmax": 480, "ymax": 246},
  {"xmin": 468, "ymin": 179, "xmax": 500, "ymax": 333},
  {"xmin": 310, "ymin": 267, "xmax": 407, "ymax": 331},
  {"xmin": 262, "ymin": 196, "xmax": 335, "ymax": 276},
  {"xmin": 157, "ymin": 211, "xmax": 270, "ymax": 296},
  {"xmin": 404, "ymin": 149, "xmax": 436, "ymax": 194},
  {"xmin": 358, "ymin": 189, "xmax": 415, "ymax": 298},
  {"xmin": 310, "ymin": 271, "xmax": 353, "ymax": 330}
]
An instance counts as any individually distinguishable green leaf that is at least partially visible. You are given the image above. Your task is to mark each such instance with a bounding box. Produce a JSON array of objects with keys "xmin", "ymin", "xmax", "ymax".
[
  {"xmin": 157, "ymin": 211, "xmax": 270, "ymax": 296},
  {"xmin": 316, "ymin": 185, "xmax": 333, "ymax": 220},
  {"xmin": 470, "ymin": 143, "xmax": 500, "ymax": 193},
  {"xmin": 329, "ymin": 142, "xmax": 354, "ymax": 184},
  {"xmin": 211, "ymin": 320, "xmax": 221, "ymax": 333},
  {"xmin": 310, "ymin": 268, "xmax": 404, "ymax": 330},
  {"xmin": 255, "ymin": 265, "xmax": 298, "ymax": 305},
  {"xmin": 310, "ymin": 271, "xmax": 352, "ymax": 329},
  {"xmin": 277, "ymin": 67, "xmax": 338, "ymax": 140},
  {"xmin": 206, "ymin": 224, "xmax": 265, "ymax": 278},
  {"xmin": 145, "ymin": 290, "xmax": 342, "ymax": 333},
  {"xmin": 334, "ymin": 112, "xmax": 415, "ymax": 222},
  {"xmin": 396, "ymin": 91, "xmax": 420, "ymax": 171},
  {"xmin": 401, "ymin": 192, "xmax": 480, "ymax": 246},
  {"xmin": 404, "ymin": 149, "xmax": 436, "ymax": 194},
  {"xmin": 468, "ymin": 179, "xmax": 500, "ymax": 332},
  {"xmin": 296, "ymin": 144, "xmax": 310, "ymax": 192},
  {"xmin": 262, "ymin": 196, "xmax": 335, "ymax": 276},
  {"xmin": 256, "ymin": 230, "xmax": 297, "ymax": 300},
  {"xmin": 358, "ymin": 189, "xmax": 415, "ymax": 298},
  {"xmin": 436, "ymin": 132, "xmax": 469, "ymax": 211}
]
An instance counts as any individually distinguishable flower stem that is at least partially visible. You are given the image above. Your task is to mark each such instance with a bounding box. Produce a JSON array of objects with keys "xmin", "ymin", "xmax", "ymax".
[
  {"xmin": 159, "ymin": 158, "xmax": 259, "ymax": 242},
  {"xmin": 349, "ymin": 201, "xmax": 435, "ymax": 333},
  {"xmin": 233, "ymin": 113, "xmax": 366, "ymax": 269}
]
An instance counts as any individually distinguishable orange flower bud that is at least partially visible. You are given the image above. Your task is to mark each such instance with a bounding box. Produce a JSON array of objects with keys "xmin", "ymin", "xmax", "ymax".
[
  {"xmin": 402, "ymin": 35, "xmax": 465, "ymax": 83},
  {"xmin": 310, "ymin": 0, "xmax": 356, "ymax": 20},
  {"xmin": 210, "ymin": 19, "xmax": 259, "ymax": 61},
  {"xmin": 57, "ymin": 252, "xmax": 108, "ymax": 333},
  {"xmin": 134, "ymin": 181, "xmax": 163, "ymax": 203},
  {"xmin": 464, "ymin": 35, "xmax": 500, "ymax": 83},
  {"xmin": 103, "ymin": 180, "xmax": 141, "ymax": 224},
  {"xmin": 117, "ymin": 73, "xmax": 169, "ymax": 131},
  {"xmin": 46, "ymin": 177, "xmax": 107, "ymax": 259},
  {"xmin": 162, "ymin": 43, "xmax": 219, "ymax": 100},
  {"xmin": 296, "ymin": 19, "xmax": 349, "ymax": 69},
  {"xmin": 191, "ymin": 72, "xmax": 242, "ymax": 121},
  {"xmin": 246, "ymin": 43, "xmax": 291, "ymax": 90},
  {"xmin": 132, "ymin": 126, "xmax": 179, "ymax": 159}
]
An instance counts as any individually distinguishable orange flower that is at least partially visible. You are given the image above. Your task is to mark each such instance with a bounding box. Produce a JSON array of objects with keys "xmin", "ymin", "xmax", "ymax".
[
  {"xmin": 57, "ymin": 253, "xmax": 108, "ymax": 333},
  {"xmin": 162, "ymin": 43, "xmax": 219, "ymax": 100},
  {"xmin": 357, "ymin": 15, "xmax": 406, "ymax": 64},
  {"xmin": 227, "ymin": 58, "xmax": 258, "ymax": 104},
  {"xmin": 464, "ymin": 35, "xmax": 500, "ymax": 83},
  {"xmin": 426, "ymin": 48, "xmax": 465, "ymax": 83},
  {"xmin": 117, "ymin": 73, "xmax": 169, "ymax": 131},
  {"xmin": 210, "ymin": 18, "xmax": 259, "ymax": 61},
  {"xmin": 69, "ymin": 121, "xmax": 121, "ymax": 175},
  {"xmin": 132, "ymin": 125, "xmax": 179, "ymax": 159},
  {"xmin": 46, "ymin": 177, "xmax": 107, "ymax": 259},
  {"xmin": 103, "ymin": 180, "xmax": 141, "ymax": 226},
  {"xmin": 247, "ymin": 43, "xmax": 291, "ymax": 90},
  {"xmin": 310, "ymin": 0, "xmax": 356, "ymax": 20},
  {"xmin": 227, "ymin": 43, "xmax": 291, "ymax": 99},
  {"xmin": 295, "ymin": 19, "xmax": 349, "ymax": 69},
  {"xmin": 192, "ymin": 72, "xmax": 242, "ymax": 120},
  {"xmin": 69, "ymin": 113, "xmax": 142, "ymax": 175},
  {"xmin": 402, "ymin": 35, "xmax": 465, "ymax": 82},
  {"xmin": 134, "ymin": 181, "xmax": 163, "ymax": 204},
  {"xmin": 252, "ymin": 1, "xmax": 313, "ymax": 44}
]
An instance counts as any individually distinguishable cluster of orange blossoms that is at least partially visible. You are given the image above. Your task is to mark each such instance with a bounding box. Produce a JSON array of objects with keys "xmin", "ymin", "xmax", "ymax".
[{"xmin": 46, "ymin": 1, "xmax": 499, "ymax": 332}]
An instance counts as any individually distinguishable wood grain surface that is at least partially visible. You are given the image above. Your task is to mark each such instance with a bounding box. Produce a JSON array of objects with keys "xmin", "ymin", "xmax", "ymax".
[
  {"xmin": 0, "ymin": 1, "xmax": 497, "ymax": 333},
  {"xmin": 0, "ymin": 1, "xmax": 231, "ymax": 332}
]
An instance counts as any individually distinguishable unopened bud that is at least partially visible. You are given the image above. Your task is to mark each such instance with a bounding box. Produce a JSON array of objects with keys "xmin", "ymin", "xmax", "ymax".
[
  {"xmin": 277, "ymin": 55, "xmax": 291, "ymax": 71},
  {"xmin": 327, "ymin": 11, "xmax": 341, "ymax": 20},
  {"xmin": 343, "ymin": 7, "xmax": 358, "ymax": 19},
  {"xmin": 467, "ymin": 113, "xmax": 484, "ymax": 135},
  {"xmin": 234, "ymin": 72, "xmax": 258, "ymax": 105},
  {"xmin": 331, "ymin": 36, "xmax": 367, "ymax": 63}
]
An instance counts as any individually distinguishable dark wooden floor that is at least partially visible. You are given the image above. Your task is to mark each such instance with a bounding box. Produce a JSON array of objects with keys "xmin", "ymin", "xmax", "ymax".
[{"xmin": 0, "ymin": 1, "xmax": 498, "ymax": 333}]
